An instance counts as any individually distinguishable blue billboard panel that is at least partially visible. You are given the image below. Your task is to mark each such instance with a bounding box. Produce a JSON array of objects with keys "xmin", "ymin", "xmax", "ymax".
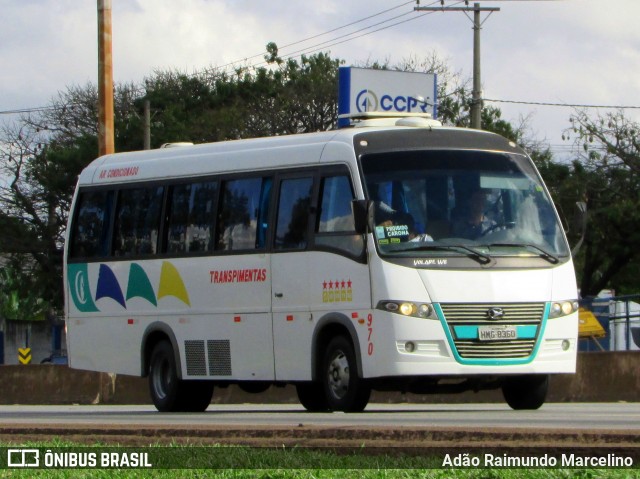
[{"xmin": 338, "ymin": 67, "xmax": 437, "ymax": 128}]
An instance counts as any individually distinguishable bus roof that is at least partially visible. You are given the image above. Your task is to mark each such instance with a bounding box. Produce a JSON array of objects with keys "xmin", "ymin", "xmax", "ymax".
[{"xmin": 78, "ymin": 124, "xmax": 524, "ymax": 186}]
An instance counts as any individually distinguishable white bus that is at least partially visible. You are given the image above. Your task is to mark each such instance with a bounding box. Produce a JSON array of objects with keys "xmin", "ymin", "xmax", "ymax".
[{"xmin": 64, "ymin": 115, "xmax": 579, "ymax": 412}]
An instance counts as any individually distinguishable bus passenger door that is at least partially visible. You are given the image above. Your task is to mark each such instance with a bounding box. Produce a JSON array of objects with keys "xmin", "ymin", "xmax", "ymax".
[
  {"xmin": 273, "ymin": 172, "xmax": 372, "ymax": 381},
  {"xmin": 307, "ymin": 173, "xmax": 372, "ymax": 374},
  {"xmin": 271, "ymin": 175, "xmax": 315, "ymax": 381}
]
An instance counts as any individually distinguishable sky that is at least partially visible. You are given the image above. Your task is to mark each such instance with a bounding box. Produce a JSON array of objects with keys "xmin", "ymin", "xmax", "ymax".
[{"xmin": 1, "ymin": 0, "xmax": 639, "ymax": 159}]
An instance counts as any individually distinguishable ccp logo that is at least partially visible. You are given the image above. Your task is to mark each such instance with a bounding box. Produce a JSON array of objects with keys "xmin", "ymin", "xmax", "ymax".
[
  {"xmin": 7, "ymin": 449, "xmax": 40, "ymax": 468},
  {"xmin": 355, "ymin": 89, "xmax": 378, "ymax": 112},
  {"xmin": 380, "ymin": 94, "xmax": 429, "ymax": 113},
  {"xmin": 355, "ymin": 88, "xmax": 430, "ymax": 113}
]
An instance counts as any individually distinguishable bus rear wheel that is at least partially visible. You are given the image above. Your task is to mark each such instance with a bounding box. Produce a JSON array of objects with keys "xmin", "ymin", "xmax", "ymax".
[
  {"xmin": 296, "ymin": 382, "xmax": 330, "ymax": 412},
  {"xmin": 180, "ymin": 380, "xmax": 214, "ymax": 412},
  {"xmin": 321, "ymin": 336, "xmax": 370, "ymax": 412},
  {"xmin": 148, "ymin": 340, "xmax": 213, "ymax": 412},
  {"xmin": 502, "ymin": 374, "xmax": 549, "ymax": 410}
]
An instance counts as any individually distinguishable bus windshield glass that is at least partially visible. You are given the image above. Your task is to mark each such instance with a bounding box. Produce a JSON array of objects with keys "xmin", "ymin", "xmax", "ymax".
[{"xmin": 361, "ymin": 149, "xmax": 569, "ymax": 259}]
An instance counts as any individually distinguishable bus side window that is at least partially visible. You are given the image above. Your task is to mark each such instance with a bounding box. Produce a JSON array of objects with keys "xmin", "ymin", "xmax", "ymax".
[
  {"xmin": 256, "ymin": 177, "xmax": 272, "ymax": 249},
  {"xmin": 113, "ymin": 186, "xmax": 164, "ymax": 257},
  {"xmin": 69, "ymin": 189, "xmax": 114, "ymax": 259},
  {"xmin": 216, "ymin": 177, "xmax": 269, "ymax": 252},
  {"xmin": 315, "ymin": 175, "xmax": 364, "ymax": 257},
  {"xmin": 274, "ymin": 177, "xmax": 313, "ymax": 250},
  {"xmin": 166, "ymin": 181, "xmax": 217, "ymax": 254}
]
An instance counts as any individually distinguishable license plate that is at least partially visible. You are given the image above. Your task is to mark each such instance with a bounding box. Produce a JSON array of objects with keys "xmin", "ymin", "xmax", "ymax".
[{"xmin": 478, "ymin": 325, "xmax": 517, "ymax": 341}]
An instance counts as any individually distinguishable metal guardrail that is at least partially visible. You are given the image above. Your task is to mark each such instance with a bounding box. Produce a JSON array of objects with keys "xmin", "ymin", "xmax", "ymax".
[
  {"xmin": 608, "ymin": 295, "xmax": 640, "ymax": 351},
  {"xmin": 581, "ymin": 294, "xmax": 640, "ymax": 352}
]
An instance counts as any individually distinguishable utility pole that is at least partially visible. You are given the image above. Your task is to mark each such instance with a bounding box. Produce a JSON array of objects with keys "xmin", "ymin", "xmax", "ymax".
[
  {"xmin": 415, "ymin": 1, "xmax": 499, "ymax": 129},
  {"xmin": 98, "ymin": 0, "xmax": 115, "ymax": 156},
  {"xmin": 144, "ymin": 99, "xmax": 151, "ymax": 150}
]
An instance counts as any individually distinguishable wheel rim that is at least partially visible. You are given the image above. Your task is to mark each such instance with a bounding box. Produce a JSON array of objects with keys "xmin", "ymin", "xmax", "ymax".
[
  {"xmin": 152, "ymin": 356, "xmax": 171, "ymax": 401},
  {"xmin": 327, "ymin": 350, "xmax": 350, "ymax": 400}
]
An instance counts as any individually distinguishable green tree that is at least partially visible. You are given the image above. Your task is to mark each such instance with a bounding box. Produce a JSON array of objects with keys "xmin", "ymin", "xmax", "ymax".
[
  {"xmin": 139, "ymin": 46, "xmax": 341, "ymax": 146},
  {"xmin": 0, "ymin": 119, "xmax": 97, "ymax": 311},
  {"xmin": 0, "ymin": 46, "xmax": 344, "ymax": 311},
  {"xmin": 561, "ymin": 110, "xmax": 640, "ymax": 296},
  {"xmin": 0, "ymin": 264, "xmax": 48, "ymax": 322}
]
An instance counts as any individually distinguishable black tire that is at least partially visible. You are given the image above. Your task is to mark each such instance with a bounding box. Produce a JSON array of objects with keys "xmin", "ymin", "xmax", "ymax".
[
  {"xmin": 296, "ymin": 382, "xmax": 330, "ymax": 412},
  {"xmin": 180, "ymin": 380, "xmax": 214, "ymax": 412},
  {"xmin": 149, "ymin": 340, "xmax": 181, "ymax": 412},
  {"xmin": 148, "ymin": 340, "xmax": 213, "ymax": 412},
  {"xmin": 321, "ymin": 336, "xmax": 371, "ymax": 412},
  {"xmin": 502, "ymin": 374, "xmax": 549, "ymax": 410}
]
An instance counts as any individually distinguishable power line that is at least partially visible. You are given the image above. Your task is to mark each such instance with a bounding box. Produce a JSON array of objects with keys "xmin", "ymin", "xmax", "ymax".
[
  {"xmin": 247, "ymin": 8, "xmax": 441, "ymax": 71},
  {"xmin": 4, "ymin": 97, "xmax": 640, "ymax": 118},
  {"xmin": 0, "ymin": 106, "xmax": 59, "ymax": 115},
  {"xmin": 485, "ymin": 98, "xmax": 640, "ymax": 109},
  {"xmin": 214, "ymin": 0, "xmax": 417, "ymax": 73},
  {"xmin": 0, "ymin": 102, "xmax": 89, "ymax": 116},
  {"xmin": 1, "ymin": 1, "xmax": 431, "ymax": 117},
  {"xmin": 218, "ymin": 1, "xmax": 446, "ymax": 74},
  {"xmin": 2, "ymin": 1, "xmax": 638, "ymax": 116}
]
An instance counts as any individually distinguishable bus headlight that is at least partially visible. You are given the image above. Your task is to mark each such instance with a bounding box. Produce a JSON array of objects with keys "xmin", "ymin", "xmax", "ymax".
[
  {"xmin": 549, "ymin": 300, "xmax": 579, "ymax": 318},
  {"xmin": 378, "ymin": 301, "xmax": 435, "ymax": 319},
  {"xmin": 399, "ymin": 302, "xmax": 416, "ymax": 316}
]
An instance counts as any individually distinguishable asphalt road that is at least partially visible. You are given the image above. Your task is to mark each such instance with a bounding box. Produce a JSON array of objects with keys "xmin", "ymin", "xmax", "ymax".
[
  {"xmin": 0, "ymin": 403, "xmax": 639, "ymax": 447},
  {"xmin": 0, "ymin": 403, "xmax": 639, "ymax": 429}
]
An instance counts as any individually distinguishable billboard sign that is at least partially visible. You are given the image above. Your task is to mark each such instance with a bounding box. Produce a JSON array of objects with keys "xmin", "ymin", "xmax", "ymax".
[{"xmin": 338, "ymin": 67, "xmax": 437, "ymax": 128}]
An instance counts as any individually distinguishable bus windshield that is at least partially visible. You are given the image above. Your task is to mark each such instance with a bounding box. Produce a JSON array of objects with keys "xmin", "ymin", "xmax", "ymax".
[{"xmin": 361, "ymin": 149, "xmax": 569, "ymax": 260}]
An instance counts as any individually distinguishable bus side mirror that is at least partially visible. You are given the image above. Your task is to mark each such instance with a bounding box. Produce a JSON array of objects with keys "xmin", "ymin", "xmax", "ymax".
[
  {"xmin": 571, "ymin": 201, "xmax": 587, "ymax": 256},
  {"xmin": 352, "ymin": 199, "xmax": 373, "ymax": 234}
]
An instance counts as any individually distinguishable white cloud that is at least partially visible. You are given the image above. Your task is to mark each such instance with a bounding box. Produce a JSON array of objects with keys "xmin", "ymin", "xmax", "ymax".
[{"xmin": 1, "ymin": 0, "xmax": 638, "ymax": 149}]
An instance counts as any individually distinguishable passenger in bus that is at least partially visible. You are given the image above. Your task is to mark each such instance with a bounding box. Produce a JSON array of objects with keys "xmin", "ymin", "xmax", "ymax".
[
  {"xmin": 373, "ymin": 201, "xmax": 396, "ymax": 227},
  {"xmin": 451, "ymin": 189, "xmax": 495, "ymax": 239}
]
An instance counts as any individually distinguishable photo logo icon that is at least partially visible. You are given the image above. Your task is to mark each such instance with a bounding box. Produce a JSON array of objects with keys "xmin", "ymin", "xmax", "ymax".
[{"xmin": 7, "ymin": 449, "xmax": 40, "ymax": 468}]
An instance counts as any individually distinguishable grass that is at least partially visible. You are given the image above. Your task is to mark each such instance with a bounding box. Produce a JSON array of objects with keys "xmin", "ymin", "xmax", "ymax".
[
  {"xmin": 0, "ymin": 441, "xmax": 637, "ymax": 479},
  {"xmin": 2, "ymin": 471, "xmax": 638, "ymax": 479}
]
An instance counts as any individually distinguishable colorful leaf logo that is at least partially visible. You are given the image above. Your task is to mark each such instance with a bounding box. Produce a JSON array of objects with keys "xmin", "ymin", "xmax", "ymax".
[
  {"xmin": 126, "ymin": 263, "xmax": 157, "ymax": 306},
  {"xmin": 68, "ymin": 263, "xmax": 99, "ymax": 312},
  {"xmin": 68, "ymin": 261, "xmax": 191, "ymax": 310},
  {"xmin": 95, "ymin": 264, "xmax": 126, "ymax": 308},
  {"xmin": 157, "ymin": 261, "xmax": 191, "ymax": 306}
]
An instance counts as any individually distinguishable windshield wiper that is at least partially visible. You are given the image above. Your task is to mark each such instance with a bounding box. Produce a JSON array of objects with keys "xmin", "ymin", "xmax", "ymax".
[
  {"xmin": 486, "ymin": 243, "xmax": 559, "ymax": 264},
  {"xmin": 401, "ymin": 243, "xmax": 494, "ymax": 265}
]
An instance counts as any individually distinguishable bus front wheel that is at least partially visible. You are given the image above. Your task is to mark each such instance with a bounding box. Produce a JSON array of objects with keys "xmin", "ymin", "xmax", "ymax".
[
  {"xmin": 502, "ymin": 374, "xmax": 549, "ymax": 410},
  {"xmin": 321, "ymin": 336, "xmax": 370, "ymax": 412},
  {"xmin": 148, "ymin": 340, "xmax": 212, "ymax": 412}
]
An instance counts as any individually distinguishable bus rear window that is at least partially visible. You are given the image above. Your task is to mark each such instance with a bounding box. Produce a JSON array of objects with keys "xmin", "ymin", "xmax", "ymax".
[{"xmin": 69, "ymin": 190, "xmax": 114, "ymax": 259}]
